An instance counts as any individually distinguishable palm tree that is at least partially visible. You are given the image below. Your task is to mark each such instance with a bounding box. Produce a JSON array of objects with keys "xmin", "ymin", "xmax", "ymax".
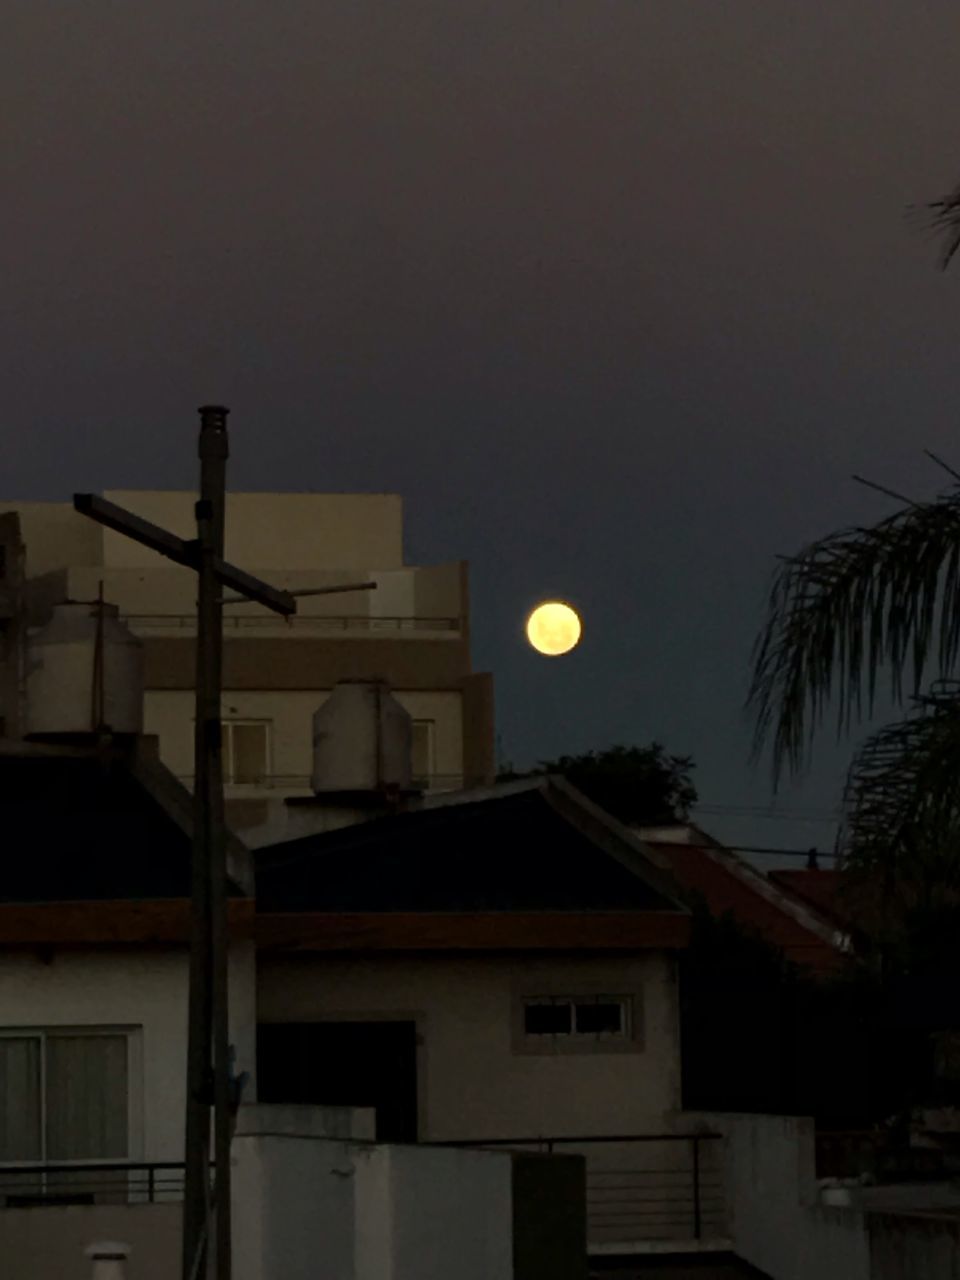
[
  {"xmin": 748, "ymin": 468, "xmax": 960, "ymax": 943},
  {"xmin": 747, "ymin": 182, "xmax": 960, "ymax": 936}
]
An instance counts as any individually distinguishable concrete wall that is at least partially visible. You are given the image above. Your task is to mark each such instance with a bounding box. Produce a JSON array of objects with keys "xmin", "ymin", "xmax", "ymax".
[
  {"xmin": 686, "ymin": 1112, "xmax": 871, "ymax": 1280},
  {"xmin": 233, "ymin": 1132, "xmax": 514, "ymax": 1280},
  {"xmin": 0, "ymin": 502, "xmax": 102, "ymax": 576},
  {"xmin": 0, "ymin": 945, "xmax": 257, "ymax": 1163},
  {"xmin": 259, "ymin": 953, "xmax": 682, "ymax": 1141},
  {"xmin": 0, "ymin": 1203, "xmax": 180, "ymax": 1280},
  {"xmin": 869, "ymin": 1214, "xmax": 960, "ymax": 1279}
]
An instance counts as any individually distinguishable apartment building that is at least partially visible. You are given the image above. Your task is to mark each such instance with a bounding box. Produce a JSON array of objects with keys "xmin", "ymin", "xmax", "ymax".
[{"xmin": 0, "ymin": 491, "xmax": 495, "ymax": 829}]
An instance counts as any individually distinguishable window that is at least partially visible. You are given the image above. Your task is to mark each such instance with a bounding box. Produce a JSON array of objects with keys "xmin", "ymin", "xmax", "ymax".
[
  {"xmin": 0, "ymin": 1030, "xmax": 132, "ymax": 1163},
  {"xmin": 517, "ymin": 995, "xmax": 638, "ymax": 1054},
  {"xmin": 223, "ymin": 720, "xmax": 270, "ymax": 785},
  {"xmin": 411, "ymin": 720, "xmax": 435, "ymax": 788}
]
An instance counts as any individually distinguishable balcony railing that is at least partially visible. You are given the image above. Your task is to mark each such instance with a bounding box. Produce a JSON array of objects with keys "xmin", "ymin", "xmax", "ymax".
[
  {"xmin": 0, "ymin": 1162, "xmax": 188, "ymax": 1208},
  {"xmin": 433, "ymin": 1133, "xmax": 726, "ymax": 1249},
  {"xmin": 180, "ymin": 773, "xmax": 480, "ymax": 795},
  {"xmin": 122, "ymin": 613, "xmax": 460, "ymax": 634}
]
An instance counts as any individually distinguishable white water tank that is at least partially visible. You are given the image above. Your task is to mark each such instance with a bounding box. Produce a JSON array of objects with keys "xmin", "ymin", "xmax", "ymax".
[
  {"xmin": 311, "ymin": 680, "xmax": 413, "ymax": 794},
  {"xmin": 26, "ymin": 601, "xmax": 144, "ymax": 736}
]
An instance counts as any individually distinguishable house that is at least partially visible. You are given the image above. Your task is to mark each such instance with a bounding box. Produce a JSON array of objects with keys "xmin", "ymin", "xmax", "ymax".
[
  {"xmin": 253, "ymin": 775, "xmax": 692, "ymax": 1145},
  {"xmin": 0, "ymin": 735, "xmax": 256, "ymax": 1179},
  {"xmin": 0, "ymin": 720, "xmax": 719, "ymax": 1265},
  {"xmin": 0, "ymin": 490, "xmax": 495, "ymax": 834}
]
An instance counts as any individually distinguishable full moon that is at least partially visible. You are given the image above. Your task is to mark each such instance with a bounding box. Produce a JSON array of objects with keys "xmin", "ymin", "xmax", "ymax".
[{"xmin": 525, "ymin": 601, "xmax": 582, "ymax": 656}]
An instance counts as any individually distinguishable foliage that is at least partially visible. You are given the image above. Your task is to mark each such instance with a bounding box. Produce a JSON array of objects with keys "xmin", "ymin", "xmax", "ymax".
[
  {"xmin": 840, "ymin": 689, "xmax": 960, "ymax": 956},
  {"xmin": 748, "ymin": 480, "xmax": 960, "ymax": 782},
  {"xmin": 499, "ymin": 742, "xmax": 696, "ymax": 825},
  {"xmin": 924, "ymin": 178, "xmax": 960, "ymax": 270},
  {"xmin": 747, "ymin": 463, "xmax": 960, "ymax": 962}
]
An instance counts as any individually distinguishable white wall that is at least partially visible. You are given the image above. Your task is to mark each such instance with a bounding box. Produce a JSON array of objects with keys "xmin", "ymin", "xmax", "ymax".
[
  {"xmin": 685, "ymin": 1112, "xmax": 871, "ymax": 1280},
  {"xmin": 0, "ymin": 1203, "xmax": 180, "ymax": 1280},
  {"xmin": 232, "ymin": 1129, "xmax": 514, "ymax": 1280},
  {"xmin": 369, "ymin": 1145, "xmax": 513, "ymax": 1280},
  {"xmin": 0, "ymin": 946, "xmax": 257, "ymax": 1163},
  {"xmin": 259, "ymin": 953, "xmax": 681, "ymax": 1141}
]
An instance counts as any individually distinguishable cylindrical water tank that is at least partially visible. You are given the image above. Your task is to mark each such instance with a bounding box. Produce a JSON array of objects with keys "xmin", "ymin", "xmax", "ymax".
[
  {"xmin": 311, "ymin": 680, "xmax": 413, "ymax": 794},
  {"xmin": 26, "ymin": 601, "xmax": 144, "ymax": 736}
]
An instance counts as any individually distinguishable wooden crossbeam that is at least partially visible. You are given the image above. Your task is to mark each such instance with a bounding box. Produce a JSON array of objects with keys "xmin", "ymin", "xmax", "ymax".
[{"xmin": 74, "ymin": 494, "xmax": 297, "ymax": 616}]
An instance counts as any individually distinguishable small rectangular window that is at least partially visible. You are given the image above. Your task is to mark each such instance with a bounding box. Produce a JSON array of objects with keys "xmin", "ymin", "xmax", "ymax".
[
  {"xmin": 520, "ymin": 994, "xmax": 632, "ymax": 1052},
  {"xmin": 575, "ymin": 1000, "xmax": 626, "ymax": 1037},
  {"xmin": 223, "ymin": 721, "xmax": 270, "ymax": 786}
]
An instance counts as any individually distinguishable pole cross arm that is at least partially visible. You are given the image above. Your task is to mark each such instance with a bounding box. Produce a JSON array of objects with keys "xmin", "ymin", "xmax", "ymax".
[{"xmin": 73, "ymin": 493, "xmax": 297, "ymax": 616}]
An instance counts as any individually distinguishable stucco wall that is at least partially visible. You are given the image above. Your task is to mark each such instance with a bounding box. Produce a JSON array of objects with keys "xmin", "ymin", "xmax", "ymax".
[
  {"xmin": 233, "ymin": 1132, "xmax": 514, "ymax": 1280},
  {"xmin": 0, "ymin": 944, "xmax": 257, "ymax": 1163},
  {"xmin": 259, "ymin": 952, "xmax": 681, "ymax": 1141},
  {"xmin": 686, "ymin": 1112, "xmax": 871, "ymax": 1280},
  {"xmin": 0, "ymin": 1203, "xmax": 180, "ymax": 1280}
]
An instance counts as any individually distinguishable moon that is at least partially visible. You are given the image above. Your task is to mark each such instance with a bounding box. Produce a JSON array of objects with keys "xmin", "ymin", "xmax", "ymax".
[{"xmin": 525, "ymin": 601, "xmax": 582, "ymax": 656}]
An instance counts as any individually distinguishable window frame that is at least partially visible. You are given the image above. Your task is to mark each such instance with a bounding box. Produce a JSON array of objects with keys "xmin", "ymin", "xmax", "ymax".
[
  {"xmin": 222, "ymin": 718, "xmax": 272, "ymax": 787},
  {"xmin": 411, "ymin": 719, "xmax": 436, "ymax": 788},
  {"xmin": 0, "ymin": 1026, "xmax": 143, "ymax": 1167},
  {"xmin": 512, "ymin": 989, "xmax": 644, "ymax": 1056}
]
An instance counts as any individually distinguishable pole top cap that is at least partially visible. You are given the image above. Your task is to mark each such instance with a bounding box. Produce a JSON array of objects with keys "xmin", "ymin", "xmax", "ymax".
[{"xmin": 198, "ymin": 405, "xmax": 229, "ymax": 429}]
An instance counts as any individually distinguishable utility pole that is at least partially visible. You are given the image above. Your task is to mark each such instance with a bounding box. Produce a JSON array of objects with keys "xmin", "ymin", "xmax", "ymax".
[
  {"xmin": 190, "ymin": 405, "xmax": 229, "ymax": 1280},
  {"xmin": 75, "ymin": 408, "xmax": 374, "ymax": 1279}
]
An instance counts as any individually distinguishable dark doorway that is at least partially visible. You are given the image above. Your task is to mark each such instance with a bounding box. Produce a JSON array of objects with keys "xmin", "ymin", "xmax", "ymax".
[{"xmin": 256, "ymin": 1020, "xmax": 419, "ymax": 1142}]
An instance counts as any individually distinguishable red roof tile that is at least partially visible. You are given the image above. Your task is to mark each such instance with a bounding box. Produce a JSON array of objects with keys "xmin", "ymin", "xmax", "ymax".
[
  {"xmin": 645, "ymin": 843, "xmax": 844, "ymax": 975},
  {"xmin": 771, "ymin": 870, "xmax": 847, "ymax": 926}
]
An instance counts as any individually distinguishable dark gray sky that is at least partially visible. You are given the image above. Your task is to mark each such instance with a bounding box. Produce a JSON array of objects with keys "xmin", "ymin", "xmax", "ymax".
[{"xmin": 5, "ymin": 1, "xmax": 960, "ymax": 856}]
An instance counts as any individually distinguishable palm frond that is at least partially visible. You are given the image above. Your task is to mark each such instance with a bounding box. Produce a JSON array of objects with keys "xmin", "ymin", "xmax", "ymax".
[
  {"xmin": 923, "ymin": 180, "xmax": 960, "ymax": 270},
  {"xmin": 840, "ymin": 693, "xmax": 960, "ymax": 942},
  {"xmin": 749, "ymin": 487, "xmax": 960, "ymax": 781},
  {"xmin": 842, "ymin": 691, "xmax": 960, "ymax": 881}
]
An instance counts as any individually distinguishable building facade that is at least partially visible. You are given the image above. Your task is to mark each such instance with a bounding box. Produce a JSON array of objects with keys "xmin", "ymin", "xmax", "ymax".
[{"xmin": 0, "ymin": 491, "xmax": 495, "ymax": 830}]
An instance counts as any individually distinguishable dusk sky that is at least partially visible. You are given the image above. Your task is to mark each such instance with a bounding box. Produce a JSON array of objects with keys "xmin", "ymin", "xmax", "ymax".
[{"xmin": 5, "ymin": 2, "xmax": 960, "ymax": 857}]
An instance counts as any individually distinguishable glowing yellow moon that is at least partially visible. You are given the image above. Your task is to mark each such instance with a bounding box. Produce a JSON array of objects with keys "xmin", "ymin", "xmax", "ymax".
[{"xmin": 525, "ymin": 601, "xmax": 582, "ymax": 656}]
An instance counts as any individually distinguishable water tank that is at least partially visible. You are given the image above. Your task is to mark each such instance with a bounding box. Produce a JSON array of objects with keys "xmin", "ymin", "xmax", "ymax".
[
  {"xmin": 26, "ymin": 601, "xmax": 144, "ymax": 736},
  {"xmin": 311, "ymin": 680, "xmax": 413, "ymax": 794}
]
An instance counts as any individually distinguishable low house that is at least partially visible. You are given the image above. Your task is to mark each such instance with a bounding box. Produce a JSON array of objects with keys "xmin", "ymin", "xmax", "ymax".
[{"xmin": 254, "ymin": 776, "xmax": 692, "ymax": 1145}]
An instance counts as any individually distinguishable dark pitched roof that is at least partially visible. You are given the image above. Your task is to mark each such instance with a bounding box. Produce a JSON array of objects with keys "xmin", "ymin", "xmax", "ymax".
[
  {"xmin": 256, "ymin": 778, "xmax": 688, "ymax": 915},
  {"xmin": 0, "ymin": 740, "xmax": 251, "ymax": 904},
  {"xmin": 0, "ymin": 747, "xmax": 196, "ymax": 902}
]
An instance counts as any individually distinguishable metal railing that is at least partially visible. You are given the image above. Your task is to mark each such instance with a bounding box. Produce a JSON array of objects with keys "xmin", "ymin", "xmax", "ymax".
[
  {"xmin": 122, "ymin": 613, "xmax": 461, "ymax": 634},
  {"xmin": 434, "ymin": 1133, "xmax": 725, "ymax": 1247},
  {"xmin": 0, "ymin": 1162, "xmax": 189, "ymax": 1208},
  {"xmin": 181, "ymin": 773, "xmax": 476, "ymax": 794}
]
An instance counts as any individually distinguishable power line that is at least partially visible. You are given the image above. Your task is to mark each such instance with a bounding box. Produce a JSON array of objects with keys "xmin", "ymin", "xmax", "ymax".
[
  {"xmin": 730, "ymin": 845, "xmax": 839, "ymax": 860},
  {"xmin": 695, "ymin": 806, "xmax": 841, "ymax": 824}
]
